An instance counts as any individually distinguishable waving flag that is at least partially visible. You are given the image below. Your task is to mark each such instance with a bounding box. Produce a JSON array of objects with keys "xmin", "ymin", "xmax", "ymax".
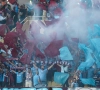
[
  {"xmin": 35, "ymin": 47, "xmax": 45, "ymax": 59},
  {"xmin": 59, "ymin": 46, "xmax": 73, "ymax": 60},
  {"xmin": 81, "ymin": 78, "xmax": 95, "ymax": 86},
  {"xmin": 0, "ymin": 25, "xmax": 9, "ymax": 37},
  {"xmin": 91, "ymin": 38, "xmax": 100, "ymax": 68},
  {"xmin": 44, "ymin": 40, "xmax": 63, "ymax": 57},
  {"xmin": 54, "ymin": 72, "xmax": 69, "ymax": 85},
  {"xmin": 78, "ymin": 43, "xmax": 95, "ymax": 71},
  {"xmin": 4, "ymin": 32, "xmax": 18, "ymax": 49},
  {"xmin": 78, "ymin": 62, "xmax": 87, "ymax": 71},
  {"xmin": 91, "ymin": 38, "xmax": 100, "ymax": 53},
  {"xmin": 8, "ymin": 0, "xmax": 16, "ymax": 4},
  {"xmin": 49, "ymin": 1, "xmax": 58, "ymax": 9}
]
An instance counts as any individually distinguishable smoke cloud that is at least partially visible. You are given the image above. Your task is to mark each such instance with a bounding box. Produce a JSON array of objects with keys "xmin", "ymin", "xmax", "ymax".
[{"xmin": 27, "ymin": 0, "xmax": 100, "ymax": 46}]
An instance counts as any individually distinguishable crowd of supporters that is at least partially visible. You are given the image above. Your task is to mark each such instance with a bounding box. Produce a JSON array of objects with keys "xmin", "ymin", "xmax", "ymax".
[
  {"xmin": 0, "ymin": 0, "xmax": 64, "ymax": 30},
  {"xmin": 0, "ymin": 0, "xmax": 27, "ymax": 29},
  {"xmin": 0, "ymin": 0, "xmax": 100, "ymax": 88}
]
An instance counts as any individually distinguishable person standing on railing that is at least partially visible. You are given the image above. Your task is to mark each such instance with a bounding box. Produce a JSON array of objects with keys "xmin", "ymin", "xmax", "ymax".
[
  {"xmin": 35, "ymin": 0, "xmax": 47, "ymax": 19},
  {"xmin": 26, "ymin": 3, "xmax": 34, "ymax": 16},
  {"xmin": 11, "ymin": 3, "xmax": 19, "ymax": 27},
  {"xmin": 19, "ymin": 4, "xmax": 27, "ymax": 21},
  {"xmin": 0, "ymin": 12, "xmax": 7, "ymax": 24},
  {"xmin": 6, "ymin": 13, "xmax": 14, "ymax": 30}
]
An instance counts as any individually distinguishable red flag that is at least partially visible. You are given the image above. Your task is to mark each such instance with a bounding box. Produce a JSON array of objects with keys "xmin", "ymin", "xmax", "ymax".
[
  {"xmin": 20, "ymin": 40, "xmax": 35, "ymax": 64},
  {"xmin": 49, "ymin": 1, "xmax": 58, "ymax": 9},
  {"xmin": 16, "ymin": 22, "xmax": 26, "ymax": 44},
  {"xmin": 44, "ymin": 40, "xmax": 63, "ymax": 57},
  {"xmin": 16, "ymin": 22, "xmax": 23, "ymax": 34},
  {"xmin": 37, "ymin": 3, "xmax": 47, "ymax": 10},
  {"xmin": 35, "ymin": 47, "xmax": 45, "ymax": 59},
  {"xmin": 11, "ymin": 48, "xmax": 18, "ymax": 58},
  {"xmin": 53, "ymin": 7, "xmax": 62, "ymax": 16},
  {"xmin": 20, "ymin": 54, "xmax": 28, "ymax": 64},
  {"xmin": 4, "ymin": 32, "xmax": 18, "ymax": 48},
  {"xmin": 8, "ymin": 0, "xmax": 16, "ymax": 4},
  {"xmin": 20, "ymin": 54, "xmax": 32, "ymax": 64}
]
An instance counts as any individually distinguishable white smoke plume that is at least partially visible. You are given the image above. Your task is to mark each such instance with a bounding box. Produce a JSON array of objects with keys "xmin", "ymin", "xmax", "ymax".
[{"xmin": 27, "ymin": 0, "xmax": 100, "ymax": 46}]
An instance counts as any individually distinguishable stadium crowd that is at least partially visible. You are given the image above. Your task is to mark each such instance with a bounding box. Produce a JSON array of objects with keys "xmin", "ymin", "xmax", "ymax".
[{"xmin": 0, "ymin": 0, "xmax": 100, "ymax": 88}]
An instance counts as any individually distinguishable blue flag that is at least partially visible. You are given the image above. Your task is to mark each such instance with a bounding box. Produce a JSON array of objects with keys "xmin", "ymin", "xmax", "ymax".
[
  {"xmin": 54, "ymin": 72, "xmax": 69, "ymax": 85},
  {"xmin": 59, "ymin": 46, "xmax": 73, "ymax": 60},
  {"xmin": 91, "ymin": 38, "xmax": 100, "ymax": 53},
  {"xmin": 78, "ymin": 43, "xmax": 95, "ymax": 71},
  {"xmin": 81, "ymin": 78, "xmax": 95, "ymax": 86},
  {"xmin": 91, "ymin": 38, "xmax": 100, "ymax": 68},
  {"xmin": 78, "ymin": 62, "xmax": 87, "ymax": 71},
  {"xmin": 92, "ymin": 24, "xmax": 100, "ymax": 37},
  {"xmin": 88, "ymin": 27, "xmax": 93, "ymax": 39}
]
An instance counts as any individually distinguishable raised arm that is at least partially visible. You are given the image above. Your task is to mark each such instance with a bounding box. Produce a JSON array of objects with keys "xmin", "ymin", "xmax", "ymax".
[
  {"xmin": 11, "ymin": 70, "xmax": 16, "ymax": 74},
  {"xmin": 8, "ymin": 61, "xmax": 16, "ymax": 67},
  {"xmin": 48, "ymin": 63, "xmax": 55, "ymax": 70},
  {"xmin": 57, "ymin": 64, "xmax": 61, "ymax": 67},
  {"xmin": 33, "ymin": 63, "xmax": 38, "ymax": 69}
]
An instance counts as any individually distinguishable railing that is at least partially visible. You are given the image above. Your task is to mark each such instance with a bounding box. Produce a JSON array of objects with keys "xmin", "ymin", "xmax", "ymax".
[{"xmin": 11, "ymin": 16, "xmax": 47, "ymax": 32}]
